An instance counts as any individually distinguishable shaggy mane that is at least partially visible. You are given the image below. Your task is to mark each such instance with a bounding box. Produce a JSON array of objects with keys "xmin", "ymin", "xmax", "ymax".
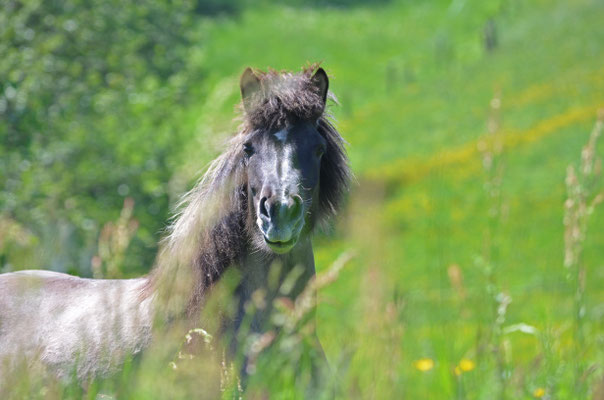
[{"xmin": 241, "ymin": 64, "xmax": 327, "ymax": 131}]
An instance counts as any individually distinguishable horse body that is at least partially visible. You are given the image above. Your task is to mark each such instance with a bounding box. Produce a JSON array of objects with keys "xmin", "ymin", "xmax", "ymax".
[
  {"xmin": 0, "ymin": 65, "xmax": 349, "ymax": 383},
  {"xmin": 0, "ymin": 270, "xmax": 152, "ymax": 379}
]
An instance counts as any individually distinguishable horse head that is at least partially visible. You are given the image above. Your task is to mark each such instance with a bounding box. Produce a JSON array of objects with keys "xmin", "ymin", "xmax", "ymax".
[{"xmin": 239, "ymin": 67, "xmax": 330, "ymax": 254}]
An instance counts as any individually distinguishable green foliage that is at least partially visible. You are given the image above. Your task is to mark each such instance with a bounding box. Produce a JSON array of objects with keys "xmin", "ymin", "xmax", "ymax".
[{"xmin": 0, "ymin": 0, "xmax": 198, "ymax": 275}]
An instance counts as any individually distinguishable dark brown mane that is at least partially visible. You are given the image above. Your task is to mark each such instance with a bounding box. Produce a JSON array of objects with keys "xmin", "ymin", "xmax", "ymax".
[
  {"xmin": 241, "ymin": 65, "xmax": 327, "ymax": 131},
  {"xmin": 149, "ymin": 65, "xmax": 351, "ymax": 317}
]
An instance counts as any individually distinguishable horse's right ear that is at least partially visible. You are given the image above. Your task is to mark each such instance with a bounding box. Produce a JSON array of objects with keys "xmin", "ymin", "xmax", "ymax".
[
  {"xmin": 311, "ymin": 67, "xmax": 329, "ymax": 105},
  {"xmin": 240, "ymin": 67, "xmax": 261, "ymax": 111}
]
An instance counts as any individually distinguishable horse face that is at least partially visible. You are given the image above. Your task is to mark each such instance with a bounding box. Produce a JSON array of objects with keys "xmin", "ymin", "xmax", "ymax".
[{"xmin": 244, "ymin": 121, "xmax": 326, "ymax": 254}]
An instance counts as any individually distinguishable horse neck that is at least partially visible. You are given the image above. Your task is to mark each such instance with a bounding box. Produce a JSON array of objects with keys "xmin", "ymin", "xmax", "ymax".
[{"xmin": 238, "ymin": 235, "xmax": 316, "ymax": 300}]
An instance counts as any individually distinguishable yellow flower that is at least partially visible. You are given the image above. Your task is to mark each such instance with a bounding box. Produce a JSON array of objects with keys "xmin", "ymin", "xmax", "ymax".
[
  {"xmin": 458, "ymin": 359, "xmax": 475, "ymax": 372},
  {"xmin": 533, "ymin": 388, "xmax": 545, "ymax": 398},
  {"xmin": 413, "ymin": 358, "xmax": 434, "ymax": 372},
  {"xmin": 454, "ymin": 359, "xmax": 475, "ymax": 376}
]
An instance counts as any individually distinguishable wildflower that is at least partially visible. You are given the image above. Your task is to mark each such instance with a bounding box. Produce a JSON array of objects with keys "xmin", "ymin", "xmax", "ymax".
[
  {"xmin": 413, "ymin": 358, "xmax": 434, "ymax": 372},
  {"xmin": 458, "ymin": 359, "xmax": 475, "ymax": 372},
  {"xmin": 533, "ymin": 388, "xmax": 545, "ymax": 398},
  {"xmin": 454, "ymin": 359, "xmax": 475, "ymax": 376}
]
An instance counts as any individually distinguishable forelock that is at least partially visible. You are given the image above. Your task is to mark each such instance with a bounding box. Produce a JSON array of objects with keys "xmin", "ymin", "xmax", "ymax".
[{"xmin": 241, "ymin": 66, "xmax": 326, "ymax": 132}]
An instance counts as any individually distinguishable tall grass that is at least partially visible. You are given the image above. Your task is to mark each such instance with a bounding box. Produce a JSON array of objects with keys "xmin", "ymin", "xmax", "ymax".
[
  {"xmin": 477, "ymin": 90, "xmax": 509, "ymax": 400},
  {"xmin": 563, "ymin": 111, "xmax": 603, "ymax": 397}
]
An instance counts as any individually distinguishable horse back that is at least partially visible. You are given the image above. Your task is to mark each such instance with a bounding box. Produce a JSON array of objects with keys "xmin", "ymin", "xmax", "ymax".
[{"xmin": 0, "ymin": 270, "xmax": 153, "ymax": 380}]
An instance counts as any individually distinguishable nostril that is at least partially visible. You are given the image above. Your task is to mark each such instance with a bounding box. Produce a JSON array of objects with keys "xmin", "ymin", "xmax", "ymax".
[
  {"xmin": 259, "ymin": 197, "xmax": 270, "ymax": 219},
  {"xmin": 292, "ymin": 195, "xmax": 303, "ymax": 207},
  {"xmin": 290, "ymin": 195, "xmax": 303, "ymax": 220}
]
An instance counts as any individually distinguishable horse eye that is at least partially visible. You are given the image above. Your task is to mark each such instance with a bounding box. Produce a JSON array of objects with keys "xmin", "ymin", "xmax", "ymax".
[
  {"xmin": 315, "ymin": 144, "xmax": 326, "ymax": 158},
  {"xmin": 243, "ymin": 142, "xmax": 254, "ymax": 157}
]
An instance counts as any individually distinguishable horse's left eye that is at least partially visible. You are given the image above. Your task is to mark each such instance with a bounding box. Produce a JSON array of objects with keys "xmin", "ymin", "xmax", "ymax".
[
  {"xmin": 315, "ymin": 144, "xmax": 326, "ymax": 158},
  {"xmin": 243, "ymin": 142, "xmax": 255, "ymax": 157}
]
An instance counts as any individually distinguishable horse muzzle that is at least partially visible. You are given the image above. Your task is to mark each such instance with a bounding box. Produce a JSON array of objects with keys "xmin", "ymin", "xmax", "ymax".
[{"xmin": 257, "ymin": 194, "xmax": 304, "ymax": 253}]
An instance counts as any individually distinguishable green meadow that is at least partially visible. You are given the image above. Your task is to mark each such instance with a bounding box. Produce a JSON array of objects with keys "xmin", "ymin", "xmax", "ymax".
[{"xmin": 1, "ymin": 0, "xmax": 604, "ymax": 398}]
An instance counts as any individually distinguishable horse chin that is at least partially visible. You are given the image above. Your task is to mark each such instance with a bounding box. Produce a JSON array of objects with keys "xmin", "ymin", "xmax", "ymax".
[{"xmin": 264, "ymin": 235, "xmax": 298, "ymax": 254}]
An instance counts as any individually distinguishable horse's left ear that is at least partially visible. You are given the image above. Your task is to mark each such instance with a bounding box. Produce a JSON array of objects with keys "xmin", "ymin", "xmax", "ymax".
[
  {"xmin": 240, "ymin": 67, "xmax": 261, "ymax": 111},
  {"xmin": 311, "ymin": 68, "xmax": 329, "ymax": 104}
]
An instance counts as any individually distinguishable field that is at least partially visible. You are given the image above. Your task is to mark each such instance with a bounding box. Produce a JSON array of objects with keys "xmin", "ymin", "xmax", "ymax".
[{"xmin": 1, "ymin": 0, "xmax": 604, "ymax": 398}]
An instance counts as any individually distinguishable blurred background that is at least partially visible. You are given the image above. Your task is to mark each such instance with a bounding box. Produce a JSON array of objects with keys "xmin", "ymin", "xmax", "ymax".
[{"xmin": 1, "ymin": 0, "xmax": 603, "ymax": 398}]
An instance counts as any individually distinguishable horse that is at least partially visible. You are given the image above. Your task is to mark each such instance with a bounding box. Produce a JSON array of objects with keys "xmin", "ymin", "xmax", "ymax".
[{"xmin": 0, "ymin": 65, "xmax": 350, "ymax": 386}]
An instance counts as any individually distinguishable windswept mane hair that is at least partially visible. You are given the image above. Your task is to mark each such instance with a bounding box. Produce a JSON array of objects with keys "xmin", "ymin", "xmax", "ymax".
[{"xmin": 151, "ymin": 65, "xmax": 350, "ymax": 315}]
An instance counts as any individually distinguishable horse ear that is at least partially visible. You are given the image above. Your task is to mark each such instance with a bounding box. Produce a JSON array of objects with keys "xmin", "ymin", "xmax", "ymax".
[
  {"xmin": 311, "ymin": 68, "xmax": 329, "ymax": 104},
  {"xmin": 240, "ymin": 67, "xmax": 261, "ymax": 111}
]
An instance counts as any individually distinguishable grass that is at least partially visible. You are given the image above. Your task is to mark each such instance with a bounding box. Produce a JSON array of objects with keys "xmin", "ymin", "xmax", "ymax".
[{"xmin": 3, "ymin": 0, "xmax": 604, "ymax": 398}]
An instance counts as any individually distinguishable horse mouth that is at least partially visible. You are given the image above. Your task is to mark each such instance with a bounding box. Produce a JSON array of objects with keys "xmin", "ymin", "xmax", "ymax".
[{"xmin": 264, "ymin": 236, "xmax": 297, "ymax": 253}]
